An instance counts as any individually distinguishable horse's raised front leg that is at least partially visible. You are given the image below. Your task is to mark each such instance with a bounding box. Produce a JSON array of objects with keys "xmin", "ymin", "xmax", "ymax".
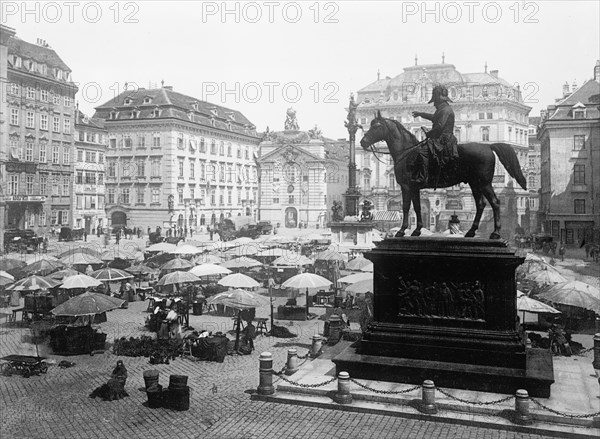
[
  {"xmin": 410, "ymin": 184, "xmax": 422, "ymax": 237},
  {"xmin": 465, "ymin": 185, "xmax": 485, "ymax": 238},
  {"xmin": 395, "ymin": 185, "xmax": 411, "ymax": 237},
  {"xmin": 481, "ymin": 184, "xmax": 501, "ymax": 239}
]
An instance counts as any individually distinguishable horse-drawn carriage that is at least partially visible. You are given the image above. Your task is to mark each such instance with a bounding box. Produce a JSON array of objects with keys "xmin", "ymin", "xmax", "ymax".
[
  {"xmin": 3, "ymin": 229, "xmax": 44, "ymax": 253},
  {"xmin": 58, "ymin": 227, "xmax": 85, "ymax": 242},
  {"xmin": 1, "ymin": 355, "xmax": 48, "ymax": 378}
]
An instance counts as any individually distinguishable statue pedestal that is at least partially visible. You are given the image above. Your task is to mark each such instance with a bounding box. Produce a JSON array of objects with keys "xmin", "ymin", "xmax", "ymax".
[
  {"xmin": 327, "ymin": 221, "xmax": 375, "ymax": 251},
  {"xmin": 332, "ymin": 237, "xmax": 554, "ymax": 397}
]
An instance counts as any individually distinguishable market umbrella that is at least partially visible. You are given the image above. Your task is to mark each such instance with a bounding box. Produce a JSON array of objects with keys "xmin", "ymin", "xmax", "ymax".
[
  {"xmin": 49, "ymin": 268, "xmax": 80, "ymax": 280},
  {"xmin": 230, "ymin": 237, "xmax": 254, "ymax": 245},
  {"xmin": 189, "ymin": 264, "xmax": 232, "ymax": 277},
  {"xmin": 0, "ymin": 277, "xmax": 13, "ymax": 287},
  {"xmin": 345, "ymin": 278, "xmax": 374, "ymax": 295},
  {"xmin": 538, "ymin": 281, "xmax": 600, "ymax": 314},
  {"xmin": 192, "ymin": 254, "xmax": 223, "ymax": 265},
  {"xmin": 271, "ymin": 254, "xmax": 313, "ymax": 267},
  {"xmin": 0, "ymin": 259, "xmax": 26, "ymax": 271},
  {"xmin": 256, "ymin": 248, "xmax": 287, "ymax": 258},
  {"xmin": 224, "ymin": 245, "xmax": 261, "ymax": 257},
  {"xmin": 221, "ymin": 257, "xmax": 263, "ymax": 270},
  {"xmin": 58, "ymin": 247, "xmax": 102, "ymax": 259},
  {"xmin": 60, "ymin": 274, "xmax": 102, "ymax": 290},
  {"xmin": 59, "ymin": 253, "xmax": 102, "ymax": 266},
  {"xmin": 315, "ymin": 250, "xmax": 345, "ymax": 261},
  {"xmin": 525, "ymin": 253, "xmax": 545, "ymax": 262},
  {"xmin": 160, "ymin": 257, "xmax": 194, "ymax": 272},
  {"xmin": 24, "ymin": 254, "xmax": 60, "ymax": 264},
  {"xmin": 346, "ymin": 257, "xmax": 372, "ymax": 271},
  {"xmin": 218, "ymin": 273, "xmax": 261, "ymax": 289},
  {"xmin": 516, "ymin": 291, "xmax": 561, "ymax": 324},
  {"xmin": 7, "ymin": 275, "xmax": 61, "ymax": 291},
  {"xmin": 89, "ymin": 268, "xmax": 133, "ymax": 282},
  {"xmin": 338, "ymin": 272, "xmax": 373, "ymax": 284},
  {"xmin": 156, "ymin": 270, "xmax": 201, "ymax": 287},
  {"xmin": 146, "ymin": 242, "xmax": 177, "ymax": 253},
  {"xmin": 100, "ymin": 248, "xmax": 139, "ymax": 261},
  {"xmin": 359, "ymin": 262, "xmax": 374, "ymax": 272},
  {"xmin": 171, "ymin": 244, "xmax": 202, "ymax": 256},
  {"xmin": 22, "ymin": 259, "xmax": 66, "ymax": 276},
  {"xmin": 282, "ymin": 273, "xmax": 332, "ymax": 320},
  {"xmin": 207, "ymin": 288, "xmax": 270, "ymax": 350},
  {"xmin": 126, "ymin": 264, "xmax": 156, "ymax": 275},
  {"xmin": 51, "ymin": 292, "xmax": 125, "ymax": 316},
  {"xmin": 527, "ymin": 267, "xmax": 567, "ymax": 286},
  {"xmin": 0, "ymin": 270, "xmax": 15, "ymax": 281}
]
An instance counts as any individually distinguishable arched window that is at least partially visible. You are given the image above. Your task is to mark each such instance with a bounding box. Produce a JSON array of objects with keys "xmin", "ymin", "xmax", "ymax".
[
  {"xmin": 528, "ymin": 176, "xmax": 536, "ymax": 188},
  {"xmin": 481, "ymin": 127, "xmax": 490, "ymax": 142}
]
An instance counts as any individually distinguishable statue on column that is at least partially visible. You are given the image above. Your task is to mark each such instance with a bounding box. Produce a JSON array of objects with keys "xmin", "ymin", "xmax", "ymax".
[
  {"xmin": 345, "ymin": 93, "xmax": 360, "ymax": 141},
  {"xmin": 331, "ymin": 201, "xmax": 344, "ymax": 222},
  {"xmin": 360, "ymin": 200, "xmax": 373, "ymax": 222}
]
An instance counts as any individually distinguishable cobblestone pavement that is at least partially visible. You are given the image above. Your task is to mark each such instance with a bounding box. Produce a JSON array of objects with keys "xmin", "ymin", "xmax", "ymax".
[
  {"xmin": 0, "ymin": 301, "xmax": 559, "ymax": 439},
  {"xmin": 1, "ymin": 237, "xmax": 594, "ymax": 439}
]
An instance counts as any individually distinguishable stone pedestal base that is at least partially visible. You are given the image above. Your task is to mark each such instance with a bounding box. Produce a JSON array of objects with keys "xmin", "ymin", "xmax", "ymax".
[
  {"xmin": 332, "ymin": 237, "xmax": 554, "ymax": 397},
  {"xmin": 328, "ymin": 221, "xmax": 375, "ymax": 250}
]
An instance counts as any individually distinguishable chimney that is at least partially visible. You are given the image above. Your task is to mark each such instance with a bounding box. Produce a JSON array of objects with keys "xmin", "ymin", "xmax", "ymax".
[
  {"xmin": 562, "ymin": 82, "xmax": 570, "ymax": 98},
  {"xmin": 572, "ymin": 79, "xmax": 578, "ymax": 91},
  {"xmin": 490, "ymin": 70, "xmax": 498, "ymax": 78},
  {"xmin": 595, "ymin": 60, "xmax": 600, "ymax": 81},
  {"xmin": 377, "ymin": 69, "xmax": 380, "ymax": 81},
  {"xmin": 75, "ymin": 102, "xmax": 80, "ymax": 124}
]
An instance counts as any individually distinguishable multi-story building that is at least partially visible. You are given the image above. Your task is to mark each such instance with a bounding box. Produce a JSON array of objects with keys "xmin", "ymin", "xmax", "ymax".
[
  {"xmin": 526, "ymin": 116, "xmax": 542, "ymax": 233},
  {"xmin": 538, "ymin": 61, "xmax": 600, "ymax": 245},
  {"xmin": 355, "ymin": 58, "xmax": 531, "ymax": 238},
  {"xmin": 73, "ymin": 109, "xmax": 107, "ymax": 234},
  {"xmin": 93, "ymin": 86, "xmax": 260, "ymax": 231},
  {"xmin": 257, "ymin": 114, "xmax": 348, "ymax": 228},
  {"xmin": 2, "ymin": 29, "xmax": 78, "ymax": 237}
]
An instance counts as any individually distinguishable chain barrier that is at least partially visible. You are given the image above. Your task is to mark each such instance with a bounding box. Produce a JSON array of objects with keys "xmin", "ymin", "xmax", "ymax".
[
  {"xmin": 276, "ymin": 374, "xmax": 337, "ymax": 388},
  {"xmin": 296, "ymin": 351, "xmax": 310, "ymax": 360},
  {"xmin": 436, "ymin": 387, "xmax": 514, "ymax": 406},
  {"xmin": 349, "ymin": 378, "xmax": 421, "ymax": 395},
  {"xmin": 531, "ymin": 398, "xmax": 600, "ymax": 419}
]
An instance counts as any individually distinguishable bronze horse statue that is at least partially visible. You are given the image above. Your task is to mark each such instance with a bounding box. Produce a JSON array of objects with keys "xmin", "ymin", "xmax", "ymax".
[{"xmin": 360, "ymin": 111, "xmax": 527, "ymax": 239}]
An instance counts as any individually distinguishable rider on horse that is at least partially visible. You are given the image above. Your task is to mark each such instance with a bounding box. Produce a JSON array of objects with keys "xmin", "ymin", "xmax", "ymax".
[{"xmin": 411, "ymin": 84, "xmax": 459, "ymax": 187}]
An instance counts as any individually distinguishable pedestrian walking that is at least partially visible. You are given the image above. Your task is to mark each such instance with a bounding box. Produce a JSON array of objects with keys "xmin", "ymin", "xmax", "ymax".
[{"xmin": 559, "ymin": 243, "xmax": 565, "ymax": 261}]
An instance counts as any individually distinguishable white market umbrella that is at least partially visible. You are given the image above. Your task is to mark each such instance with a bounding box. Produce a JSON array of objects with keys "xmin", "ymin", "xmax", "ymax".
[
  {"xmin": 171, "ymin": 244, "xmax": 202, "ymax": 256},
  {"xmin": 282, "ymin": 273, "xmax": 332, "ymax": 318},
  {"xmin": 146, "ymin": 242, "xmax": 177, "ymax": 253},
  {"xmin": 60, "ymin": 274, "xmax": 102, "ymax": 290},
  {"xmin": 0, "ymin": 270, "xmax": 15, "ymax": 281},
  {"xmin": 51, "ymin": 292, "xmax": 125, "ymax": 317},
  {"xmin": 338, "ymin": 272, "xmax": 373, "ymax": 284},
  {"xmin": 7, "ymin": 275, "xmax": 61, "ymax": 291},
  {"xmin": 517, "ymin": 290, "xmax": 561, "ymax": 323},
  {"xmin": 89, "ymin": 268, "xmax": 133, "ymax": 282},
  {"xmin": 346, "ymin": 257, "xmax": 372, "ymax": 271},
  {"xmin": 192, "ymin": 254, "xmax": 223, "ymax": 265},
  {"xmin": 218, "ymin": 273, "xmax": 260, "ymax": 289},
  {"xmin": 345, "ymin": 278, "xmax": 373, "ymax": 295},
  {"xmin": 538, "ymin": 281, "xmax": 600, "ymax": 314},
  {"xmin": 189, "ymin": 264, "xmax": 232, "ymax": 277},
  {"xmin": 271, "ymin": 254, "xmax": 313, "ymax": 267},
  {"xmin": 156, "ymin": 270, "xmax": 202, "ymax": 287},
  {"xmin": 59, "ymin": 253, "xmax": 102, "ymax": 266},
  {"xmin": 221, "ymin": 257, "xmax": 263, "ymax": 270},
  {"xmin": 527, "ymin": 267, "xmax": 567, "ymax": 286}
]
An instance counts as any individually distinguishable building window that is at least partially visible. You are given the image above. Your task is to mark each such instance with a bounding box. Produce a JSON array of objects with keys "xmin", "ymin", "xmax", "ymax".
[
  {"xmin": 178, "ymin": 187, "xmax": 184, "ymax": 204},
  {"xmin": 40, "ymin": 175, "xmax": 48, "ymax": 194},
  {"xmin": 52, "ymin": 93, "xmax": 60, "ymax": 105},
  {"xmin": 200, "ymin": 138, "xmax": 206, "ymax": 152},
  {"xmin": 210, "ymin": 140, "xmax": 216, "ymax": 154},
  {"xmin": 478, "ymin": 112, "xmax": 485, "ymax": 120},
  {"xmin": 10, "ymin": 108, "xmax": 19, "ymax": 125},
  {"xmin": 98, "ymin": 173, "xmax": 103, "ymax": 185},
  {"xmin": 124, "ymin": 136, "xmax": 132, "ymax": 148},
  {"xmin": 237, "ymin": 146, "xmax": 242, "ymax": 159},
  {"xmin": 62, "ymin": 176, "xmax": 69, "ymax": 195},
  {"xmin": 574, "ymin": 199, "xmax": 585, "ymax": 214},
  {"xmin": 151, "ymin": 187, "xmax": 160, "ymax": 204},
  {"xmin": 39, "ymin": 144, "xmax": 47, "ymax": 163},
  {"xmin": 8, "ymin": 174, "xmax": 18, "ymax": 195},
  {"xmin": 574, "ymin": 164, "xmax": 585, "ymax": 184},
  {"xmin": 40, "ymin": 114, "xmax": 48, "ymax": 130},
  {"xmin": 26, "ymin": 176, "xmax": 34, "ymax": 195},
  {"xmin": 573, "ymin": 109, "xmax": 585, "ymax": 119},
  {"xmin": 528, "ymin": 176, "xmax": 535, "ymax": 188},
  {"xmin": 481, "ymin": 127, "xmax": 490, "ymax": 142},
  {"xmin": 219, "ymin": 194, "xmax": 224, "ymax": 205},
  {"xmin": 227, "ymin": 190, "xmax": 232, "ymax": 204},
  {"xmin": 10, "ymin": 83, "xmax": 19, "ymax": 95},
  {"xmin": 227, "ymin": 143, "xmax": 232, "ymax": 157},
  {"xmin": 190, "ymin": 161, "xmax": 195, "ymax": 179},
  {"xmin": 26, "ymin": 111, "xmax": 35, "ymax": 128},
  {"xmin": 62, "ymin": 146, "xmax": 70, "ymax": 164},
  {"xmin": 39, "ymin": 211, "xmax": 47, "ymax": 226},
  {"xmin": 152, "ymin": 133, "xmax": 160, "ymax": 147},
  {"xmin": 137, "ymin": 159, "xmax": 145, "ymax": 177},
  {"xmin": 151, "ymin": 160, "xmax": 160, "ymax": 177},
  {"xmin": 121, "ymin": 188, "xmax": 130, "ymax": 204},
  {"xmin": 363, "ymin": 174, "xmax": 370, "ymax": 189},
  {"xmin": 199, "ymin": 162, "xmax": 206, "ymax": 181},
  {"xmin": 63, "ymin": 119, "xmax": 70, "ymax": 133},
  {"xmin": 109, "ymin": 138, "xmax": 117, "ymax": 149},
  {"xmin": 51, "ymin": 210, "xmax": 58, "ymax": 225},
  {"xmin": 178, "ymin": 158, "xmax": 184, "ymax": 178},
  {"xmin": 573, "ymin": 135, "xmax": 585, "ymax": 150},
  {"xmin": 52, "ymin": 145, "xmax": 60, "ymax": 164},
  {"xmin": 273, "ymin": 197, "xmax": 279, "ymax": 204},
  {"xmin": 190, "ymin": 187, "xmax": 195, "ymax": 201},
  {"xmin": 84, "ymin": 171, "xmax": 96, "ymax": 184},
  {"xmin": 40, "ymin": 89, "xmax": 48, "ymax": 102},
  {"xmin": 76, "ymin": 171, "xmax": 83, "ymax": 184},
  {"xmin": 107, "ymin": 161, "xmax": 116, "ymax": 177},
  {"xmin": 27, "ymin": 87, "xmax": 35, "ymax": 99},
  {"xmin": 25, "ymin": 142, "xmax": 33, "ymax": 161},
  {"xmin": 137, "ymin": 135, "xmax": 146, "ymax": 148},
  {"xmin": 210, "ymin": 190, "xmax": 216, "ymax": 205},
  {"xmin": 137, "ymin": 188, "xmax": 145, "ymax": 204},
  {"xmin": 53, "ymin": 116, "xmax": 60, "ymax": 132},
  {"xmin": 219, "ymin": 141, "xmax": 224, "ymax": 155},
  {"xmin": 288, "ymin": 195, "xmax": 295, "ymax": 204},
  {"xmin": 107, "ymin": 188, "xmax": 115, "ymax": 204},
  {"xmin": 487, "ymin": 112, "xmax": 493, "ymax": 119},
  {"xmin": 178, "ymin": 133, "xmax": 184, "ymax": 149}
]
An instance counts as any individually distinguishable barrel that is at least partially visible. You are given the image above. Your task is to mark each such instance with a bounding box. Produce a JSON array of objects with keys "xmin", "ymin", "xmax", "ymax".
[
  {"xmin": 192, "ymin": 301, "xmax": 203, "ymax": 316},
  {"xmin": 143, "ymin": 370, "xmax": 159, "ymax": 390},
  {"xmin": 146, "ymin": 384, "xmax": 163, "ymax": 409},
  {"xmin": 169, "ymin": 374, "xmax": 188, "ymax": 390},
  {"xmin": 168, "ymin": 386, "xmax": 190, "ymax": 411}
]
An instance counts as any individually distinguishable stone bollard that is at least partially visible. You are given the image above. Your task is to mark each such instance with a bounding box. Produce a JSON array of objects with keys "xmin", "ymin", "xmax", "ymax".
[
  {"xmin": 592, "ymin": 333, "xmax": 600, "ymax": 369},
  {"xmin": 419, "ymin": 380, "xmax": 438, "ymax": 414},
  {"xmin": 513, "ymin": 389, "xmax": 533, "ymax": 425},
  {"xmin": 311, "ymin": 335, "xmax": 323, "ymax": 358},
  {"xmin": 285, "ymin": 349, "xmax": 299, "ymax": 376},
  {"xmin": 595, "ymin": 317, "xmax": 600, "ymax": 335},
  {"xmin": 257, "ymin": 352, "xmax": 275, "ymax": 396},
  {"xmin": 327, "ymin": 315, "xmax": 342, "ymax": 346},
  {"xmin": 334, "ymin": 371, "xmax": 352, "ymax": 404}
]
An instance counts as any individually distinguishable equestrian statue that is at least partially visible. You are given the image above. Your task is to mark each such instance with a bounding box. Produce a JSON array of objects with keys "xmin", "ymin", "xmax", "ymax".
[{"xmin": 360, "ymin": 84, "xmax": 526, "ymax": 240}]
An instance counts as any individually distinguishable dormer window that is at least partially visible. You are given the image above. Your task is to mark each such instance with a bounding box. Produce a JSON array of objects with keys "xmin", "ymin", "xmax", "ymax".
[
  {"xmin": 210, "ymin": 117, "xmax": 216, "ymax": 127},
  {"xmin": 210, "ymin": 107, "xmax": 218, "ymax": 117},
  {"xmin": 124, "ymin": 97, "xmax": 133, "ymax": 105},
  {"xmin": 188, "ymin": 110, "xmax": 194, "ymax": 121},
  {"xmin": 151, "ymin": 107, "xmax": 160, "ymax": 118},
  {"xmin": 131, "ymin": 109, "xmax": 140, "ymax": 119},
  {"xmin": 110, "ymin": 110, "xmax": 119, "ymax": 120},
  {"xmin": 572, "ymin": 103, "xmax": 586, "ymax": 119},
  {"xmin": 40, "ymin": 64, "xmax": 47, "ymax": 75},
  {"xmin": 192, "ymin": 102, "xmax": 198, "ymax": 111},
  {"xmin": 143, "ymin": 96, "xmax": 152, "ymax": 104},
  {"xmin": 14, "ymin": 56, "xmax": 22, "ymax": 68},
  {"xmin": 227, "ymin": 121, "xmax": 232, "ymax": 131}
]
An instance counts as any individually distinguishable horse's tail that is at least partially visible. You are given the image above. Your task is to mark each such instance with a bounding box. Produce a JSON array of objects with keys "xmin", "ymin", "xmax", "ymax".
[{"xmin": 490, "ymin": 143, "xmax": 527, "ymax": 190}]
